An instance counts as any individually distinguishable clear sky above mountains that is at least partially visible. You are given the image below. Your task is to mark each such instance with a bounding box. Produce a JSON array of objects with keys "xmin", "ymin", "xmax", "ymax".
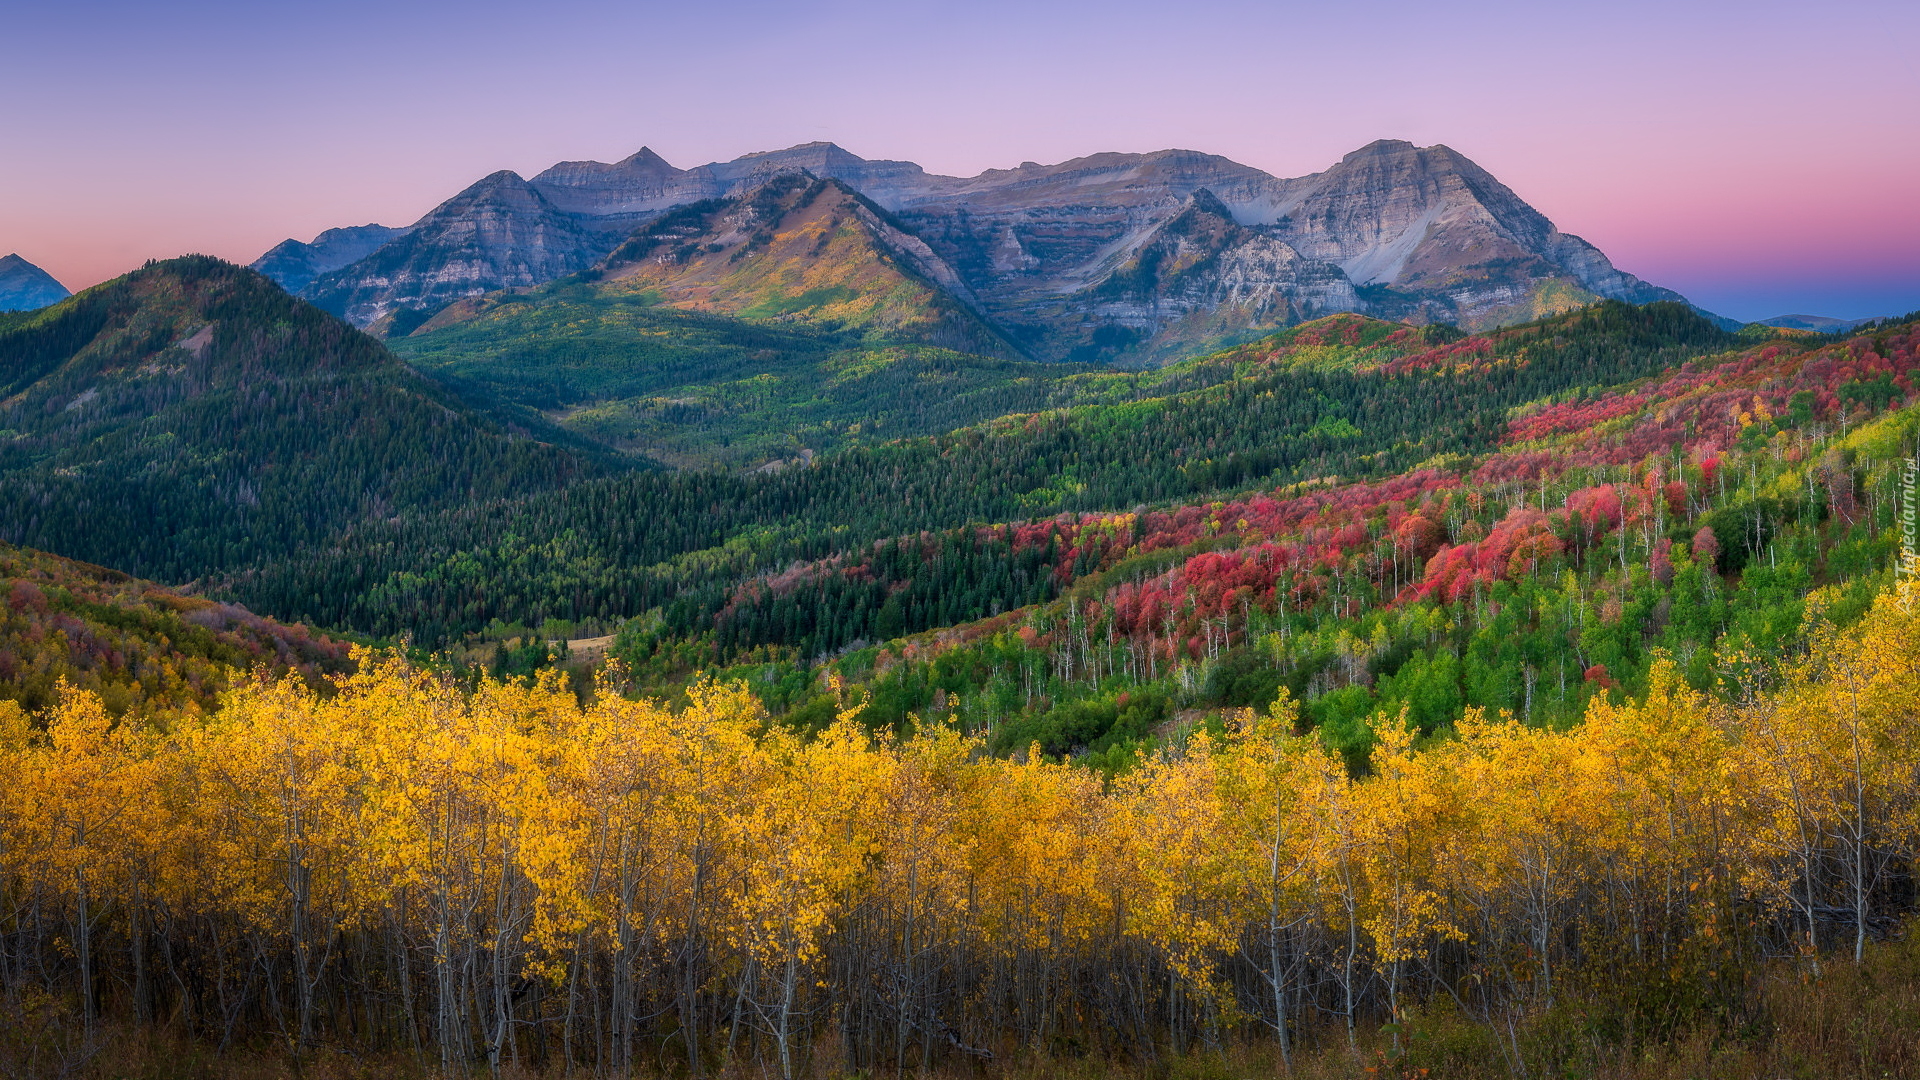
[{"xmin": 2, "ymin": 0, "xmax": 1915, "ymax": 322}]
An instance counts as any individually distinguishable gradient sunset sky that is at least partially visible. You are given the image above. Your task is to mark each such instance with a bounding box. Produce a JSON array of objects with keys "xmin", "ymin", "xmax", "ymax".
[{"xmin": 3, "ymin": 0, "xmax": 1915, "ymax": 322}]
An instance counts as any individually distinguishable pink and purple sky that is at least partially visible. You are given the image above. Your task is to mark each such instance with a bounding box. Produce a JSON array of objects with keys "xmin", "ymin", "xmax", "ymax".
[{"xmin": 2, "ymin": 0, "xmax": 1915, "ymax": 322}]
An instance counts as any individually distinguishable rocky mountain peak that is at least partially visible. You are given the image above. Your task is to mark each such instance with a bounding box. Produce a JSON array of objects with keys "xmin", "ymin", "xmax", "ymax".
[
  {"xmin": 532, "ymin": 148, "xmax": 696, "ymax": 219},
  {"xmin": 691, "ymin": 144, "xmax": 943, "ymax": 209},
  {"xmin": 460, "ymin": 170, "xmax": 535, "ymax": 198},
  {"xmin": 733, "ymin": 141, "xmax": 858, "ymax": 166},
  {"xmin": 534, "ymin": 147, "xmax": 684, "ymax": 186},
  {"xmin": 616, "ymin": 146, "xmax": 676, "ymax": 171},
  {"xmin": 1266, "ymin": 140, "xmax": 1677, "ymax": 324},
  {"xmin": 304, "ymin": 169, "xmax": 618, "ymax": 327},
  {"xmin": 1338, "ymin": 138, "xmax": 1420, "ymax": 163}
]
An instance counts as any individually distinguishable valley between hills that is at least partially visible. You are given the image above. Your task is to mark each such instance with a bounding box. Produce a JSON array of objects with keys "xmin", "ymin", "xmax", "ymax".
[{"xmin": 0, "ymin": 137, "xmax": 1918, "ymax": 1079}]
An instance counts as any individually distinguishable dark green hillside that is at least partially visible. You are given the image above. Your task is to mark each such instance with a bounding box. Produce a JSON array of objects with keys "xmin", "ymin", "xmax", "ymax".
[
  {"xmin": 390, "ymin": 282, "xmax": 1099, "ymax": 467},
  {"xmin": 232, "ymin": 301, "xmax": 1737, "ymax": 643},
  {"xmin": 0, "ymin": 256, "xmax": 602, "ymax": 583}
]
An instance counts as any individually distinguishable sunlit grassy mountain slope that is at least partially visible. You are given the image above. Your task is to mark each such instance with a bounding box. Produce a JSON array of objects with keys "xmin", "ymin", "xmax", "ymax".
[
  {"xmin": 225, "ymin": 301, "xmax": 1740, "ymax": 644},
  {"xmin": 590, "ymin": 174, "xmax": 1010, "ymax": 349},
  {"xmin": 0, "ymin": 256, "xmax": 603, "ymax": 584}
]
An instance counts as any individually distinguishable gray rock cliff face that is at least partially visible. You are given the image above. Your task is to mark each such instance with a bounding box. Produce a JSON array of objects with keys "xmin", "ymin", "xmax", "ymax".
[
  {"xmin": 280, "ymin": 139, "xmax": 1690, "ymax": 353},
  {"xmin": 303, "ymin": 171, "xmax": 620, "ymax": 327},
  {"xmin": 997, "ymin": 190, "xmax": 1358, "ymax": 361},
  {"xmin": 0, "ymin": 254, "xmax": 72, "ymax": 312},
  {"xmin": 251, "ymin": 224, "xmax": 410, "ymax": 295},
  {"xmin": 1262, "ymin": 140, "xmax": 1681, "ymax": 311}
]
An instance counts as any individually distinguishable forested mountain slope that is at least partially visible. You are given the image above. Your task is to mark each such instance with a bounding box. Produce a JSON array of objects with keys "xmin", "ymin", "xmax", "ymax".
[
  {"xmin": 395, "ymin": 293, "xmax": 1096, "ymax": 468},
  {"xmin": 676, "ymin": 313, "xmax": 1917, "ymax": 766},
  {"xmin": 0, "ymin": 256, "xmax": 603, "ymax": 583},
  {"xmin": 226, "ymin": 301, "xmax": 1738, "ymax": 643}
]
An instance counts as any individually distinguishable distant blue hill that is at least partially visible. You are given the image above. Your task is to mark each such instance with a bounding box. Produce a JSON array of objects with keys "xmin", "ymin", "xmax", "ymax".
[
  {"xmin": 1757, "ymin": 313, "xmax": 1886, "ymax": 334},
  {"xmin": 0, "ymin": 254, "xmax": 71, "ymax": 311}
]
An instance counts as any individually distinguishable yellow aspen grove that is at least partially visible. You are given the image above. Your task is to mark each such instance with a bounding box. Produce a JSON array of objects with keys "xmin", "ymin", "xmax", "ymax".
[
  {"xmin": 0, "ymin": 583, "xmax": 1916, "ymax": 1076},
  {"xmin": 1745, "ymin": 589, "xmax": 1920, "ymax": 963}
]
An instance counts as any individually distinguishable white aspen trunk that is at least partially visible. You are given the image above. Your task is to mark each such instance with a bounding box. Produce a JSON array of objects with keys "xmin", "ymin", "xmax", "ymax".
[{"xmin": 775, "ymin": 951, "xmax": 800, "ymax": 1080}]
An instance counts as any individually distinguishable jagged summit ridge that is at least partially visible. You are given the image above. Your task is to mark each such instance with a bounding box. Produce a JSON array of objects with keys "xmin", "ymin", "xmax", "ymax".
[{"xmin": 272, "ymin": 138, "xmax": 1694, "ymax": 349}]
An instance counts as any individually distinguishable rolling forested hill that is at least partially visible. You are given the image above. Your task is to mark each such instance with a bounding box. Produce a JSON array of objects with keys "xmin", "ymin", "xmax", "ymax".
[
  {"xmin": 0, "ymin": 256, "xmax": 605, "ymax": 583},
  {"xmin": 389, "ymin": 280, "xmax": 1094, "ymax": 469}
]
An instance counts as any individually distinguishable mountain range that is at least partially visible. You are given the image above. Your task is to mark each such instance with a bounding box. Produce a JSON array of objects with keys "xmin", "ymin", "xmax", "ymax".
[
  {"xmin": 257, "ymin": 139, "xmax": 1695, "ymax": 360},
  {"xmin": 0, "ymin": 254, "xmax": 71, "ymax": 311}
]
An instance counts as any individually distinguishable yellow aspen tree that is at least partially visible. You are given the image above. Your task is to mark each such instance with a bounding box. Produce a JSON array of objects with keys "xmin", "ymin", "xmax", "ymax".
[
  {"xmin": 728, "ymin": 713, "xmax": 887, "ymax": 1080},
  {"xmin": 1299, "ymin": 726, "xmax": 1367, "ymax": 1046},
  {"xmin": 201, "ymin": 672, "xmax": 371, "ymax": 1055},
  {"xmin": 1113, "ymin": 727, "xmax": 1251, "ymax": 1055},
  {"xmin": 27, "ymin": 683, "xmax": 152, "ymax": 1032},
  {"xmin": 1212, "ymin": 692, "xmax": 1332, "ymax": 1067},
  {"xmin": 1353, "ymin": 713, "xmax": 1461, "ymax": 1055},
  {"xmin": 957, "ymin": 746, "xmax": 1107, "ymax": 1050},
  {"xmin": 860, "ymin": 725, "xmax": 978, "ymax": 1072},
  {"xmin": 666, "ymin": 678, "xmax": 771, "ymax": 1077}
]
